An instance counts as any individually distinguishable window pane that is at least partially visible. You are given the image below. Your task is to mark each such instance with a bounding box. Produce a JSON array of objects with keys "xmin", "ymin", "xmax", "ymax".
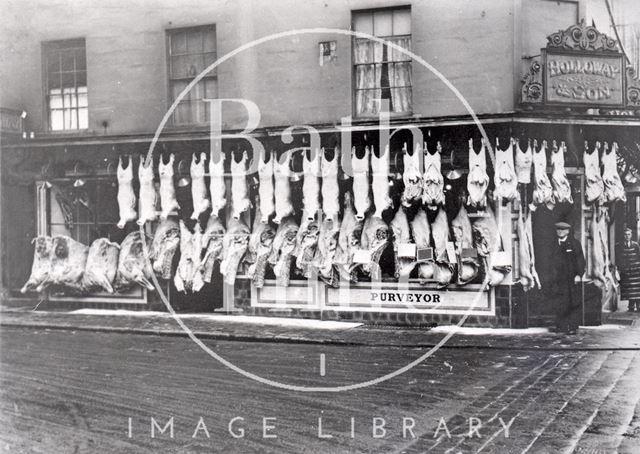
[
  {"xmin": 203, "ymin": 29, "xmax": 216, "ymax": 52},
  {"xmin": 60, "ymin": 52, "xmax": 74, "ymax": 71},
  {"xmin": 79, "ymin": 107, "xmax": 88, "ymax": 129},
  {"xmin": 171, "ymin": 31, "xmax": 187, "ymax": 55},
  {"xmin": 47, "ymin": 53, "xmax": 60, "ymax": 74},
  {"xmin": 203, "ymin": 52, "xmax": 217, "ymax": 71},
  {"xmin": 49, "ymin": 92, "xmax": 63, "ymax": 109},
  {"xmin": 387, "ymin": 37, "xmax": 411, "ymax": 62},
  {"xmin": 204, "ymin": 78, "xmax": 217, "ymax": 98},
  {"xmin": 373, "ymin": 11, "xmax": 392, "ymax": 37},
  {"xmin": 48, "ymin": 73, "xmax": 61, "ymax": 90},
  {"xmin": 187, "ymin": 30, "xmax": 202, "ymax": 53},
  {"xmin": 171, "ymin": 80, "xmax": 189, "ymax": 102},
  {"xmin": 61, "ymin": 72, "xmax": 75, "ymax": 88},
  {"xmin": 170, "ymin": 55, "xmax": 187, "ymax": 79},
  {"xmin": 78, "ymin": 91, "xmax": 88, "ymax": 107},
  {"xmin": 353, "ymin": 13, "xmax": 373, "ymax": 35},
  {"xmin": 75, "ymin": 48, "xmax": 86, "ymax": 70},
  {"xmin": 76, "ymin": 70, "xmax": 87, "ymax": 86},
  {"xmin": 70, "ymin": 108, "xmax": 78, "ymax": 129},
  {"xmin": 63, "ymin": 109, "xmax": 72, "ymax": 129},
  {"xmin": 173, "ymin": 101, "xmax": 192, "ymax": 125},
  {"xmin": 193, "ymin": 100, "xmax": 206, "ymax": 123},
  {"xmin": 393, "ymin": 9, "xmax": 411, "ymax": 35},
  {"xmin": 51, "ymin": 110, "xmax": 64, "ymax": 130}
]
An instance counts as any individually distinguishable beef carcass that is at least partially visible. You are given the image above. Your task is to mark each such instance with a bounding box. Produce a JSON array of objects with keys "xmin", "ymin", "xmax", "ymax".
[
  {"xmin": 532, "ymin": 140, "xmax": 555, "ymax": 209},
  {"xmin": 467, "ymin": 138, "xmax": 489, "ymax": 209},
  {"xmin": 550, "ymin": 140, "xmax": 573, "ymax": 204},
  {"xmin": 246, "ymin": 211, "xmax": 275, "ymax": 288},
  {"xmin": 199, "ymin": 215, "xmax": 226, "ymax": 284},
  {"xmin": 137, "ymin": 156, "xmax": 158, "ymax": 225},
  {"xmin": 273, "ymin": 151, "xmax": 294, "ymax": 224},
  {"xmin": 335, "ymin": 193, "xmax": 364, "ymax": 282},
  {"xmin": 371, "ymin": 145, "xmax": 392, "ymax": 218},
  {"xmin": 159, "ymin": 153, "xmax": 181, "ymax": 219},
  {"xmin": 401, "ymin": 142, "xmax": 423, "ymax": 207},
  {"xmin": 314, "ymin": 218, "xmax": 341, "ymax": 287},
  {"xmin": 602, "ymin": 142, "xmax": 627, "ymax": 203},
  {"xmin": 257, "ymin": 151, "xmax": 275, "ymax": 223},
  {"xmin": 219, "ymin": 217, "xmax": 250, "ymax": 285},
  {"xmin": 431, "ymin": 208, "xmax": 454, "ymax": 287},
  {"xmin": 295, "ymin": 218, "xmax": 321, "ymax": 278},
  {"xmin": 302, "ymin": 148, "xmax": 321, "ymax": 220},
  {"xmin": 422, "ymin": 142, "xmax": 445, "ymax": 209},
  {"xmin": 191, "ymin": 152, "xmax": 211, "ymax": 220},
  {"xmin": 230, "ymin": 151, "xmax": 250, "ymax": 220},
  {"xmin": 360, "ymin": 214, "xmax": 390, "ymax": 281},
  {"xmin": 390, "ymin": 207, "xmax": 415, "ymax": 279},
  {"xmin": 21, "ymin": 236, "xmax": 53, "ymax": 293},
  {"xmin": 48, "ymin": 236, "xmax": 89, "ymax": 291},
  {"xmin": 321, "ymin": 147, "xmax": 341, "ymax": 223},
  {"xmin": 472, "ymin": 206, "xmax": 511, "ymax": 286},
  {"xmin": 352, "ymin": 146, "xmax": 371, "ymax": 220},
  {"xmin": 209, "ymin": 152, "xmax": 226, "ymax": 218},
  {"xmin": 515, "ymin": 139, "xmax": 533, "ymax": 184},
  {"xmin": 150, "ymin": 217, "xmax": 180, "ymax": 280},
  {"xmin": 590, "ymin": 206, "xmax": 611, "ymax": 289},
  {"xmin": 451, "ymin": 205, "xmax": 479, "ymax": 285},
  {"xmin": 117, "ymin": 155, "xmax": 137, "ymax": 228},
  {"xmin": 493, "ymin": 138, "xmax": 518, "ymax": 201},
  {"xmin": 82, "ymin": 238, "xmax": 119, "ymax": 293},
  {"xmin": 116, "ymin": 231, "xmax": 155, "ymax": 291},
  {"xmin": 174, "ymin": 221, "xmax": 202, "ymax": 293},
  {"xmin": 517, "ymin": 206, "xmax": 541, "ymax": 292},
  {"xmin": 268, "ymin": 217, "xmax": 299, "ymax": 287},
  {"xmin": 584, "ymin": 142, "xmax": 605, "ymax": 204},
  {"xmin": 410, "ymin": 208, "xmax": 435, "ymax": 281}
]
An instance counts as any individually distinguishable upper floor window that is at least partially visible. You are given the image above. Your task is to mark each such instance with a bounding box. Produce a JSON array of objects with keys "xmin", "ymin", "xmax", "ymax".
[
  {"xmin": 167, "ymin": 25, "xmax": 218, "ymax": 126},
  {"xmin": 43, "ymin": 38, "xmax": 88, "ymax": 131},
  {"xmin": 353, "ymin": 7, "xmax": 412, "ymax": 117}
]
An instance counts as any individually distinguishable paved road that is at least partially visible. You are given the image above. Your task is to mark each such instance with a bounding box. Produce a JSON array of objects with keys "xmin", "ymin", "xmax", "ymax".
[{"xmin": 1, "ymin": 327, "xmax": 639, "ymax": 453}]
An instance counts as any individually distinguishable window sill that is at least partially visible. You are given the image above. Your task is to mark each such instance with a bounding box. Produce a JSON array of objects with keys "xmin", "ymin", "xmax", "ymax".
[{"xmin": 351, "ymin": 112, "xmax": 415, "ymax": 121}]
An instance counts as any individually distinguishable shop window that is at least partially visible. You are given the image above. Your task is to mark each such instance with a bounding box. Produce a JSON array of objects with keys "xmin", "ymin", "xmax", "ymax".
[
  {"xmin": 167, "ymin": 25, "xmax": 218, "ymax": 126},
  {"xmin": 352, "ymin": 7, "xmax": 412, "ymax": 117},
  {"xmin": 43, "ymin": 38, "xmax": 88, "ymax": 131}
]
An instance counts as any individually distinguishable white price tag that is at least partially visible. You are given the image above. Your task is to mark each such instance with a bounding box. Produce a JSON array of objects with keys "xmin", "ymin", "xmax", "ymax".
[
  {"xmin": 492, "ymin": 251, "xmax": 511, "ymax": 267},
  {"xmin": 446, "ymin": 242, "xmax": 457, "ymax": 263},
  {"xmin": 398, "ymin": 243, "xmax": 417, "ymax": 258},
  {"xmin": 353, "ymin": 249, "xmax": 372, "ymax": 264}
]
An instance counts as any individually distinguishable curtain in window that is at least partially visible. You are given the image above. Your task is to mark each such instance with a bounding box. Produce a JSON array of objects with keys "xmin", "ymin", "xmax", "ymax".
[
  {"xmin": 354, "ymin": 39, "xmax": 383, "ymax": 116},
  {"xmin": 387, "ymin": 37, "xmax": 412, "ymax": 113}
]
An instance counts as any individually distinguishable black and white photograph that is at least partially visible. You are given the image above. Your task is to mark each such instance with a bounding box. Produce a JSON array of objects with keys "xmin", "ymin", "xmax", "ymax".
[{"xmin": 1, "ymin": 0, "xmax": 639, "ymax": 452}]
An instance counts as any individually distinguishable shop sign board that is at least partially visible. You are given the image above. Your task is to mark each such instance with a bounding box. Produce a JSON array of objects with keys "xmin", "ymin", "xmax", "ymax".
[{"xmin": 0, "ymin": 108, "xmax": 23, "ymax": 134}]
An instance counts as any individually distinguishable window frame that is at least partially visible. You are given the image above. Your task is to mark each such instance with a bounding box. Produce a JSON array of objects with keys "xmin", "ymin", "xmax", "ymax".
[
  {"xmin": 41, "ymin": 38, "xmax": 89, "ymax": 133},
  {"xmin": 165, "ymin": 24, "xmax": 218, "ymax": 127},
  {"xmin": 351, "ymin": 6, "xmax": 413, "ymax": 119}
]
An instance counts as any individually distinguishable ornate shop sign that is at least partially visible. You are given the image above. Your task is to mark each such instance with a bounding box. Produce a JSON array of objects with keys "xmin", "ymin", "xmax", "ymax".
[{"xmin": 521, "ymin": 20, "xmax": 640, "ymax": 114}]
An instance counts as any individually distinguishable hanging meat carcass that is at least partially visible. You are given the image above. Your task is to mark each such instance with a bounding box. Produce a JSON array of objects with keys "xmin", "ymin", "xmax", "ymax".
[
  {"xmin": 517, "ymin": 206, "xmax": 541, "ymax": 291},
  {"xmin": 584, "ymin": 141, "xmax": 605, "ymax": 204},
  {"xmin": 532, "ymin": 140, "xmax": 555, "ymax": 209},
  {"xmin": 360, "ymin": 214, "xmax": 390, "ymax": 281},
  {"xmin": 174, "ymin": 221, "xmax": 202, "ymax": 293},
  {"xmin": 137, "ymin": 156, "xmax": 158, "ymax": 225},
  {"xmin": 472, "ymin": 206, "xmax": 511, "ymax": 286},
  {"xmin": 550, "ymin": 140, "xmax": 573, "ymax": 205},
  {"xmin": 467, "ymin": 138, "xmax": 489, "ymax": 209},
  {"xmin": 371, "ymin": 145, "xmax": 392, "ymax": 218},
  {"xmin": 149, "ymin": 217, "xmax": 180, "ymax": 280},
  {"xmin": 352, "ymin": 146, "xmax": 371, "ymax": 220},
  {"xmin": 47, "ymin": 235, "xmax": 89, "ymax": 291},
  {"xmin": 116, "ymin": 231, "xmax": 155, "ymax": 291},
  {"xmin": 257, "ymin": 151, "xmax": 275, "ymax": 223},
  {"xmin": 401, "ymin": 142, "xmax": 423, "ymax": 207},
  {"xmin": 230, "ymin": 151, "xmax": 250, "ymax": 220},
  {"xmin": 273, "ymin": 151, "xmax": 294, "ymax": 224},
  {"xmin": 590, "ymin": 205, "xmax": 611, "ymax": 290},
  {"xmin": 199, "ymin": 214, "xmax": 226, "ymax": 284},
  {"xmin": 268, "ymin": 217, "xmax": 299, "ymax": 287},
  {"xmin": 21, "ymin": 236, "xmax": 53, "ymax": 293},
  {"xmin": 335, "ymin": 192, "xmax": 364, "ymax": 282},
  {"xmin": 246, "ymin": 209, "xmax": 275, "ymax": 288},
  {"xmin": 82, "ymin": 238, "xmax": 120, "ymax": 293},
  {"xmin": 515, "ymin": 138, "xmax": 533, "ymax": 184},
  {"xmin": 302, "ymin": 148, "xmax": 322, "ymax": 220},
  {"xmin": 410, "ymin": 208, "xmax": 435, "ymax": 281},
  {"xmin": 431, "ymin": 208, "xmax": 455, "ymax": 287},
  {"xmin": 159, "ymin": 153, "xmax": 181, "ymax": 219},
  {"xmin": 314, "ymin": 218, "xmax": 341, "ymax": 288},
  {"xmin": 451, "ymin": 205, "xmax": 479, "ymax": 285},
  {"xmin": 390, "ymin": 207, "xmax": 415, "ymax": 280},
  {"xmin": 493, "ymin": 138, "xmax": 518, "ymax": 201},
  {"xmin": 602, "ymin": 142, "xmax": 627, "ymax": 203},
  {"xmin": 422, "ymin": 142, "xmax": 445, "ymax": 209},
  {"xmin": 219, "ymin": 217, "xmax": 250, "ymax": 286},
  {"xmin": 295, "ymin": 218, "xmax": 321, "ymax": 278},
  {"xmin": 209, "ymin": 152, "xmax": 226, "ymax": 218},
  {"xmin": 191, "ymin": 152, "xmax": 211, "ymax": 221},
  {"xmin": 117, "ymin": 155, "xmax": 137, "ymax": 228},
  {"xmin": 321, "ymin": 147, "xmax": 341, "ymax": 224}
]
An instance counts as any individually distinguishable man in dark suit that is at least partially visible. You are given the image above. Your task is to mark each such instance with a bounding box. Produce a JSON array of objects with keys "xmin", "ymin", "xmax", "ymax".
[{"xmin": 550, "ymin": 222, "xmax": 585, "ymax": 334}]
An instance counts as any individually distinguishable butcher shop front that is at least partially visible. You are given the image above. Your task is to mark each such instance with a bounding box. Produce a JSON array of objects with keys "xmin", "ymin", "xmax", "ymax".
[{"xmin": 3, "ymin": 21, "xmax": 640, "ymax": 328}]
